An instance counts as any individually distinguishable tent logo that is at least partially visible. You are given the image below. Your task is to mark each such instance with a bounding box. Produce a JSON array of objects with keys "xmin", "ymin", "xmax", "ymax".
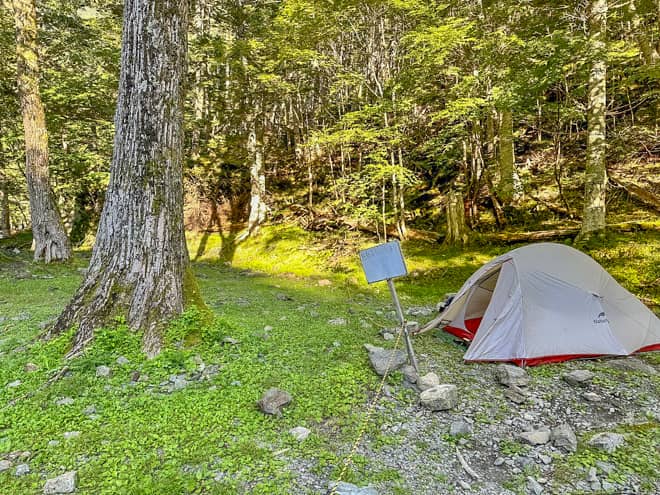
[{"xmin": 594, "ymin": 311, "xmax": 609, "ymax": 324}]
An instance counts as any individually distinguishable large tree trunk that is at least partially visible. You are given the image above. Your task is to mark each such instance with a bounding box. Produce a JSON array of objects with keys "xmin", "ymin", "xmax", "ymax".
[
  {"xmin": 498, "ymin": 109, "xmax": 515, "ymax": 205},
  {"xmin": 580, "ymin": 0, "xmax": 608, "ymax": 238},
  {"xmin": 0, "ymin": 176, "xmax": 10, "ymax": 238},
  {"xmin": 445, "ymin": 189, "xmax": 470, "ymax": 245},
  {"xmin": 12, "ymin": 0, "xmax": 71, "ymax": 261},
  {"xmin": 50, "ymin": 0, "xmax": 200, "ymax": 358},
  {"xmin": 245, "ymin": 117, "xmax": 268, "ymax": 236}
]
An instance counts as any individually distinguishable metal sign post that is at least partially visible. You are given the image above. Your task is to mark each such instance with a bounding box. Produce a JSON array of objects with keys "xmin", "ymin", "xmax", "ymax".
[{"xmin": 359, "ymin": 241, "xmax": 419, "ymax": 373}]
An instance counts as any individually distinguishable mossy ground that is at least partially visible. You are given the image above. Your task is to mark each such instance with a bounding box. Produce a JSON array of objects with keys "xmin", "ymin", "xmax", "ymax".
[{"xmin": 0, "ymin": 226, "xmax": 658, "ymax": 494}]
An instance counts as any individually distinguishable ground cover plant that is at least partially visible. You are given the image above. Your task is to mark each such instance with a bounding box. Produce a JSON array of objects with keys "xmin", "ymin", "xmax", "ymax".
[{"xmin": 1, "ymin": 227, "xmax": 659, "ymax": 494}]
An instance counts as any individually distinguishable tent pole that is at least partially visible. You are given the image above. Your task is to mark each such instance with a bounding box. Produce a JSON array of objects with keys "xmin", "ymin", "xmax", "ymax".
[{"xmin": 387, "ymin": 278, "xmax": 419, "ymax": 373}]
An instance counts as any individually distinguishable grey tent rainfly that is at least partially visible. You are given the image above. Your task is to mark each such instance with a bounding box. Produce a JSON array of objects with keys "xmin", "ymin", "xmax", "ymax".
[{"xmin": 419, "ymin": 243, "xmax": 660, "ymax": 366}]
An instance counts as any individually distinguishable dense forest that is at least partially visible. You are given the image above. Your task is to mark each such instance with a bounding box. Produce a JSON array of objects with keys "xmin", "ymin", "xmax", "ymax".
[{"xmin": 1, "ymin": 0, "xmax": 658, "ymax": 250}]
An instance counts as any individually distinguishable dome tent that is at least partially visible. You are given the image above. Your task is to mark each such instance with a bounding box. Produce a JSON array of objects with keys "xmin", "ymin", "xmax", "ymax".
[{"xmin": 426, "ymin": 243, "xmax": 660, "ymax": 366}]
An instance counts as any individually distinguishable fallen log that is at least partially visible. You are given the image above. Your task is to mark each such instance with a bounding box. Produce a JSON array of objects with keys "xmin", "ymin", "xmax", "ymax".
[{"xmin": 608, "ymin": 172, "xmax": 660, "ymax": 212}]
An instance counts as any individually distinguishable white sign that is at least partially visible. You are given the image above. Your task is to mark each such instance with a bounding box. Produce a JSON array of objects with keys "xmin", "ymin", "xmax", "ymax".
[{"xmin": 359, "ymin": 241, "xmax": 408, "ymax": 284}]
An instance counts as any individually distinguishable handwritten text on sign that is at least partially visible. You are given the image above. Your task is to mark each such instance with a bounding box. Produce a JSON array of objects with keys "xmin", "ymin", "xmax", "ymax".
[{"xmin": 359, "ymin": 241, "xmax": 408, "ymax": 284}]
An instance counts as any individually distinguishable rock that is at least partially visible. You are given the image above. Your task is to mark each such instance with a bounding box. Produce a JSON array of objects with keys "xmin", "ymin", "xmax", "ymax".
[
  {"xmin": 606, "ymin": 357, "xmax": 656, "ymax": 374},
  {"xmin": 595, "ymin": 461, "xmax": 614, "ymax": 474},
  {"xmin": 15, "ymin": 463, "xmax": 30, "ymax": 476},
  {"xmin": 24, "ymin": 362, "xmax": 39, "ymax": 372},
  {"xmin": 363, "ymin": 344, "xmax": 407, "ymax": 376},
  {"xmin": 328, "ymin": 318, "xmax": 347, "ymax": 326},
  {"xmin": 563, "ymin": 370, "xmax": 594, "ymax": 386},
  {"xmin": 382, "ymin": 332, "xmax": 394, "ymax": 341},
  {"xmin": 201, "ymin": 364, "xmax": 220, "ymax": 380},
  {"xmin": 551, "ymin": 424, "xmax": 577, "ymax": 453},
  {"xmin": 495, "ymin": 364, "xmax": 530, "ymax": 387},
  {"xmin": 519, "ymin": 427, "xmax": 551, "ymax": 445},
  {"xmin": 601, "ymin": 481, "xmax": 615, "ymax": 492},
  {"xmin": 417, "ymin": 372, "xmax": 440, "ymax": 391},
  {"xmin": 48, "ymin": 440, "xmax": 60, "ymax": 447},
  {"xmin": 63, "ymin": 431, "xmax": 81, "ymax": 440},
  {"xmin": 170, "ymin": 374, "xmax": 189, "ymax": 391},
  {"xmin": 505, "ymin": 385, "xmax": 528, "ymax": 404},
  {"xmin": 330, "ymin": 481, "xmax": 378, "ymax": 495},
  {"xmin": 588, "ymin": 432, "xmax": 625, "ymax": 452},
  {"xmin": 419, "ymin": 384, "xmax": 458, "ymax": 411},
  {"xmin": 587, "ymin": 467, "xmax": 598, "ymax": 483},
  {"xmin": 527, "ymin": 476, "xmax": 544, "ymax": 495},
  {"xmin": 276, "ymin": 293, "xmax": 292, "ymax": 301},
  {"xmin": 257, "ymin": 388, "xmax": 292, "ymax": 416},
  {"xmin": 95, "ymin": 365, "xmax": 112, "ymax": 378},
  {"xmin": 116, "ymin": 356, "xmax": 130, "ymax": 365},
  {"xmin": 406, "ymin": 306, "xmax": 434, "ymax": 317},
  {"xmin": 401, "ymin": 365, "xmax": 418, "ymax": 384},
  {"xmin": 289, "ymin": 426, "xmax": 310, "ymax": 442},
  {"xmin": 582, "ymin": 392, "xmax": 601, "ymax": 402},
  {"xmin": 539, "ymin": 454, "xmax": 552, "ymax": 465},
  {"xmin": 7, "ymin": 380, "xmax": 22, "ymax": 388},
  {"xmin": 458, "ymin": 480, "xmax": 471, "ymax": 490},
  {"xmin": 494, "ymin": 457, "xmax": 505, "ymax": 466},
  {"xmin": 0, "ymin": 460, "xmax": 12, "ymax": 472},
  {"xmin": 82, "ymin": 405, "xmax": 97, "ymax": 415},
  {"xmin": 449, "ymin": 420, "xmax": 472, "ymax": 436},
  {"xmin": 43, "ymin": 471, "xmax": 77, "ymax": 494},
  {"xmin": 222, "ymin": 337, "xmax": 240, "ymax": 345},
  {"xmin": 55, "ymin": 397, "xmax": 75, "ymax": 406},
  {"xmin": 317, "ymin": 279, "xmax": 332, "ymax": 286}
]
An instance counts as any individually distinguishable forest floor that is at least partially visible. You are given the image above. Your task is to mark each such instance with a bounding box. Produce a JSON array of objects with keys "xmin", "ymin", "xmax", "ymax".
[{"xmin": 0, "ymin": 225, "xmax": 658, "ymax": 495}]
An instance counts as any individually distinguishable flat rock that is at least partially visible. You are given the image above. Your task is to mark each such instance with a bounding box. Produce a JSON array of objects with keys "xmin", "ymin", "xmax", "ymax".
[
  {"xmin": 419, "ymin": 384, "xmax": 458, "ymax": 411},
  {"xmin": 0, "ymin": 460, "xmax": 12, "ymax": 472},
  {"xmin": 63, "ymin": 431, "xmax": 81, "ymax": 440},
  {"xmin": 15, "ymin": 463, "xmax": 30, "ymax": 476},
  {"xmin": 116, "ymin": 356, "xmax": 130, "ymax": 365},
  {"xmin": 95, "ymin": 365, "xmax": 112, "ymax": 378},
  {"xmin": 363, "ymin": 344, "xmax": 407, "ymax": 376},
  {"xmin": 495, "ymin": 364, "xmax": 530, "ymax": 387},
  {"xmin": 24, "ymin": 362, "xmax": 39, "ymax": 372},
  {"xmin": 449, "ymin": 420, "xmax": 472, "ymax": 436},
  {"xmin": 563, "ymin": 370, "xmax": 594, "ymax": 386},
  {"xmin": 605, "ymin": 357, "xmax": 656, "ymax": 374},
  {"xmin": 551, "ymin": 424, "xmax": 577, "ymax": 453},
  {"xmin": 505, "ymin": 384, "xmax": 528, "ymax": 404},
  {"xmin": 588, "ymin": 432, "xmax": 625, "ymax": 452},
  {"xmin": 43, "ymin": 471, "xmax": 77, "ymax": 494},
  {"xmin": 328, "ymin": 318, "xmax": 347, "ymax": 326},
  {"xmin": 7, "ymin": 379, "xmax": 22, "ymax": 388},
  {"xmin": 289, "ymin": 426, "xmax": 310, "ymax": 442},
  {"xmin": 527, "ymin": 476, "xmax": 544, "ymax": 495},
  {"xmin": 519, "ymin": 427, "xmax": 551, "ymax": 445},
  {"xmin": 257, "ymin": 388, "xmax": 292, "ymax": 416},
  {"xmin": 417, "ymin": 372, "xmax": 440, "ymax": 391},
  {"xmin": 55, "ymin": 397, "xmax": 75, "ymax": 406},
  {"xmin": 330, "ymin": 481, "xmax": 378, "ymax": 495},
  {"xmin": 582, "ymin": 391, "xmax": 601, "ymax": 402}
]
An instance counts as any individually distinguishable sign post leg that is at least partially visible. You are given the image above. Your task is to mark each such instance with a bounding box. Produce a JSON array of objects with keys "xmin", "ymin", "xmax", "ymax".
[{"xmin": 387, "ymin": 279, "xmax": 419, "ymax": 373}]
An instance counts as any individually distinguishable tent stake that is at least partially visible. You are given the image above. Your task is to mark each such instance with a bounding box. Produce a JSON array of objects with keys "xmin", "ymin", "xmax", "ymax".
[{"xmin": 387, "ymin": 278, "xmax": 419, "ymax": 373}]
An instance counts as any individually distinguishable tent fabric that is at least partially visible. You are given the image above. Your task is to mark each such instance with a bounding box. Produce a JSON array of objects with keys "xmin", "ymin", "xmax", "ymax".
[{"xmin": 438, "ymin": 243, "xmax": 660, "ymax": 366}]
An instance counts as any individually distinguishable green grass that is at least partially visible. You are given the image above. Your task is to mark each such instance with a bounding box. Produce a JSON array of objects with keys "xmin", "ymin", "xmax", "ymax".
[{"xmin": 0, "ymin": 225, "xmax": 658, "ymax": 493}]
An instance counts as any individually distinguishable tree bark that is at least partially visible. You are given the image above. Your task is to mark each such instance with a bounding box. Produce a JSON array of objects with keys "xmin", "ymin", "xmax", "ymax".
[
  {"xmin": 50, "ymin": 0, "xmax": 200, "ymax": 358},
  {"xmin": 445, "ymin": 189, "xmax": 470, "ymax": 245},
  {"xmin": 0, "ymin": 175, "xmax": 10, "ymax": 238},
  {"xmin": 580, "ymin": 0, "xmax": 608, "ymax": 238},
  {"xmin": 245, "ymin": 117, "xmax": 268, "ymax": 236},
  {"xmin": 498, "ymin": 109, "xmax": 515, "ymax": 205},
  {"xmin": 12, "ymin": 0, "xmax": 71, "ymax": 261}
]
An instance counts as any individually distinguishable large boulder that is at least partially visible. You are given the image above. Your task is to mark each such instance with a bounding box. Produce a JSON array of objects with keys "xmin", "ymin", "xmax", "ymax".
[
  {"xmin": 563, "ymin": 370, "xmax": 594, "ymax": 387},
  {"xmin": 363, "ymin": 344, "xmax": 407, "ymax": 376},
  {"xmin": 551, "ymin": 424, "xmax": 578, "ymax": 453},
  {"xmin": 494, "ymin": 364, "xmax": 530, "ymax": 387},
  {"xmin": 420, "ymin": 384, "xmax": 458, "ymax": 411}
]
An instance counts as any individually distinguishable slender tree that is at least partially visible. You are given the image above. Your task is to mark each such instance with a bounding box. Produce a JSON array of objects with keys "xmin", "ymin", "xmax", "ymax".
[
  {"xmin": 12, "ymin": 0, "xmax": 71, "ymax": 261},
  {"xmin": 0, "ymin": 174, "xmax": 10, "ymax": 238},
  {"xmin": 580, "ymin": 0, "xmax": 608, "ymax": 238},
  {"xmin": 50, "ymin": 0, "xmax": 201, "ymax": 357}
]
